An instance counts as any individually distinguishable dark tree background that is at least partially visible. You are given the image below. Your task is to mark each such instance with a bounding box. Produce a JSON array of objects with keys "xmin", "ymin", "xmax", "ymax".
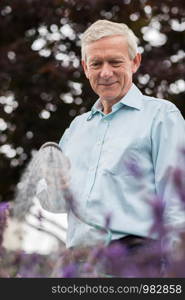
[{"xmin": 0, "ymin": 0, "xmax": 185, "ymax": 203}]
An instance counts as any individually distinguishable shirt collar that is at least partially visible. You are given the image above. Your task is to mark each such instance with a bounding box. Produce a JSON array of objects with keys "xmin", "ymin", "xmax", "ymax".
[
  {"xmin": 86, "ymin": 83, "xmax": 143, "ymax": 121},
  {"xmin": 86, "ymin": 99, "xmax": 103, "ymax": 121},
  {"xmin": 119, "ymin": 83, "xmax": 143, "ymax": 110}
]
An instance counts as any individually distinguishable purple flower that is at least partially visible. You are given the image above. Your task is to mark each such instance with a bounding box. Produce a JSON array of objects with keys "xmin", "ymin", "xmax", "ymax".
[
  {"xmin": 62, "ymin": 263, "xmax": 78, "ymax": 278},
  {"xmin": 104, "ymin": 212, "xmax": 112, "ymax": 229},
  {"xmin": 0, "ymin": 202, "xmax": 9, "ymax": 212},
  {"xmin": 124, "ymin": 159, "xmax": 143, "ymax": 178},
  {"xmin": 103, "ymin": 243, "xmax": 128, "ymax": 276},
  {"xmin": 149, "ymin": 196, "xmax": 166, "ymax": 237},
  {"xmin": 173, "ymin": 168, "xmax": 185, "ymax": 205},
  {"xmin": 105, "ymin": 243, "xmax": 127, "ymax": 259},
  {"xmin": 0, "ymin": 202, "xmax": 9, "ymax": 247},
  {"xmin": 17, "ymin": 252, "xmax": 49, "ymax": 277}
]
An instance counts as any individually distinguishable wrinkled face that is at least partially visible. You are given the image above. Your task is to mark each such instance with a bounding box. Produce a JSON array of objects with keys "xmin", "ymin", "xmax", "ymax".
[{"xmin": 82, "ymin": 35, "xmax": 141, "ymax": 103}]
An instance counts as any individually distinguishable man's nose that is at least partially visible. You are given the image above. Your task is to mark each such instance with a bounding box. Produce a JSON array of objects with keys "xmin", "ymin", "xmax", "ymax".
[{"xmin": 99, "ymin": 63, "xmax": 113, "ymax": 78}]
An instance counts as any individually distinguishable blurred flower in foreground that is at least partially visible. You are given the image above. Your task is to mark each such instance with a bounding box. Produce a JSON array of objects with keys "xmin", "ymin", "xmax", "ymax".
[
  {"xmin": 0, "ymin": 202, "xmax": 9, "ymax": 249},
  {"xmin": 1, "ymin": 148, "xmax": 185, "ymax": 278}
]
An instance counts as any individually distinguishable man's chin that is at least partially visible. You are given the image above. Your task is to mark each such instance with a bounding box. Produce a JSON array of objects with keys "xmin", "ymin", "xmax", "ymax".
[{"xmin": 100, "ymin": 94, "xmax": 121, "ymax": 102}]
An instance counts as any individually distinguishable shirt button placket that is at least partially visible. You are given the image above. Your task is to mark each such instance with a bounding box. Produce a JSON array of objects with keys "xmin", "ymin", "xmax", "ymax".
[{"xmin": 85, "ymin": 117, "xmax": 109, "ymax": 200}]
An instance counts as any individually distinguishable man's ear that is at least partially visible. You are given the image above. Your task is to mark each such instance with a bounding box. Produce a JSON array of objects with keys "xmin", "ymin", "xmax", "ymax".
[
  {"xmin": 132, "ymin": 53, "xmax": 141, "ymax": 74},
  {"xmin": 81, "ymin": 60, "xmax": 89, "ymax": 79}
]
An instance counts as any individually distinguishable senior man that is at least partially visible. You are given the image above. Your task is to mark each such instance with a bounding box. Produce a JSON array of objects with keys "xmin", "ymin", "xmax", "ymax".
[{"xmin": 38, "ymin": 20, "xmax": 185, "ymax": 251}]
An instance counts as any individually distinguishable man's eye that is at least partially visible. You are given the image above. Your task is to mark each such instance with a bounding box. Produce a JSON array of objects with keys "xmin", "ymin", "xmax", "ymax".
[
  {"xmin": 91, "ymin": 62, "xmax": 101, "ymax": 67},
  {"xmin": 111, "ymin": 61, "xmax": 122, "ymax": 66}
]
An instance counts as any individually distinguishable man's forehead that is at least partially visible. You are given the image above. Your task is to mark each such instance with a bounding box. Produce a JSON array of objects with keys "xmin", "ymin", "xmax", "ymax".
[
  {"xmin": 84, "ymin": 36, "xmax": 129, "ymax": 61},
  {"xmin": 87, "ymin": 54, "xmax": 125, "ymax": 61}
]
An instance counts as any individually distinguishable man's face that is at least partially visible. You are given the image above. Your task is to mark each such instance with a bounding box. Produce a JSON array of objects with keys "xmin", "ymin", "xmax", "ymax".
[{"xmin": 82, "ymin": 35, "xmax": 141, "ymax": 103}]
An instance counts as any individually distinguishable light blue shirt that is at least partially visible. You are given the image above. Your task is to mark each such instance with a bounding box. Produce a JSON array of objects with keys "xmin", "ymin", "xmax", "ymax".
[{"xmin": 42, "ymin": 84, "xmax": 185, "ymax": 248}]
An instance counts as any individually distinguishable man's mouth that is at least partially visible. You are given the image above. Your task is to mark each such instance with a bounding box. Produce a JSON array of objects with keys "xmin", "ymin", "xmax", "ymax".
[{"xmin": 98, "ymin": 82, "xmax": 117, "ymax": 86}]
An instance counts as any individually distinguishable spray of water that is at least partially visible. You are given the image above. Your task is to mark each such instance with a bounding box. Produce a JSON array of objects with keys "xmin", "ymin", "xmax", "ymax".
[
  {"xmin": 13, "ymin": 142, "xmax": 70, "ymax": 220},
  {"xmin": 13, "ymin": 142, "xmax": 128, "ymax": 246}
]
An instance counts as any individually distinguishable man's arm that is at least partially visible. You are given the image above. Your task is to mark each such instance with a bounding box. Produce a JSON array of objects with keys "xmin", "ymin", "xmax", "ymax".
[{"xmin": 151, "ymin": 106, "xmax": 185, "ymax": 247}]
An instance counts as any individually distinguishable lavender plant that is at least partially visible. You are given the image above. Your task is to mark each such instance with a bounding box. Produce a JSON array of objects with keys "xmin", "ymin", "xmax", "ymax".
[{"xmin": 0, "ymin": 149, "xmax": 185, "ymax": 278}]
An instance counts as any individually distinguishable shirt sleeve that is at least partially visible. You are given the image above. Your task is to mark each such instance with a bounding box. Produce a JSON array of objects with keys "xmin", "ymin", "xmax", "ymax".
[
  {"xmin": 151, "ymin": 107, "xmax": 185, "ymax": 230},
  {"xmin": 59, "ymin": 127, "xmax": 70, "ymax": 152}
]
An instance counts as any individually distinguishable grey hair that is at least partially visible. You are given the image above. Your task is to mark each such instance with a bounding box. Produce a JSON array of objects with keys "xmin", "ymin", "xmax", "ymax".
[{"xmin": 81, "ymin": 19, "xmax": 139, "ymax": 61}]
